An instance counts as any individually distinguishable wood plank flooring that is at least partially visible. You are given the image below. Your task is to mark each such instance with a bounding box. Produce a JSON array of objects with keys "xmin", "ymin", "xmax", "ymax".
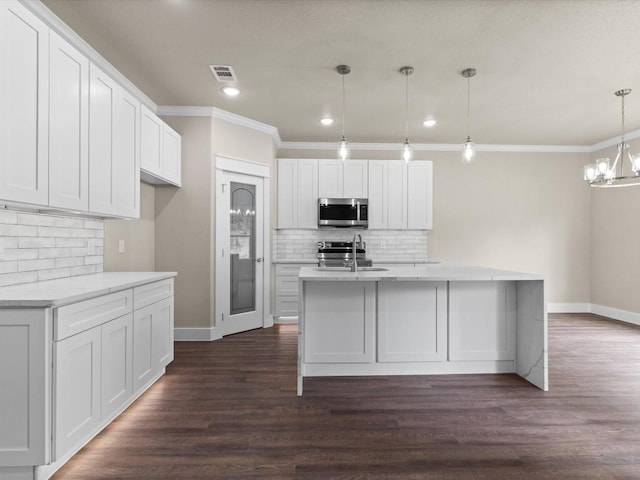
[{"xmin": 52, "ymin": 313, "xmax": 640, "ymax": 479}]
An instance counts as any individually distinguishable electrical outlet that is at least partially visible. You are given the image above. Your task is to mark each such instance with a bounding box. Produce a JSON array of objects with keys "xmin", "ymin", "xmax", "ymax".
[
  {"xmin": 380, "ymin": 240, "xmax": 386, "ymax": 249},
  {"xmin": 118, "ymin": 239, "xmax": 125, "ymax": 254}
]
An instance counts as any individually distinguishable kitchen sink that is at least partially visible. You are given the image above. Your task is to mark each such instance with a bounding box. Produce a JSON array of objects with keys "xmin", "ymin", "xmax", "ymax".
[{"xmin": 314, "ymin": 266, "xmax": 389, "ymax": 272}]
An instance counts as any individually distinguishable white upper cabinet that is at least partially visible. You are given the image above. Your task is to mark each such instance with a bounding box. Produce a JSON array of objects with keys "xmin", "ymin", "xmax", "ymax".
[
  {"xmin": 318, "ymin": 159, "xmax": 367, "ymax": 198},
  {"xmin": 368, "ymin": 160, "xmax": 407, "ymax": 229},
  {"xmin": 140, "ymin": 105, "xmax": 181, "ymax": 186},
  {"xmin": 407, "ymin": 161, "xmax": 433, "ymax": 229},
  {"xmin": 277, "ymin": 158, "xmax": 318, "ymax": 229},
  {"xmin": 114, "ymin": 85, "xmax": 141, "ymax": 218},
  {"xmin": 89, "ymin": 64, "xmax": 140, "ymax": 218},
  {"xmin": 343, "ymin": 160, "xmax": 368, "ymax": 197},
  {"xmin": 0, "ymin": 1, "xmax": 49, "ymax": 206},
  {"xmin": 140, "ymin": 104, "xmax": 163, "ymax": 176},
  {"xmin": 48, "ymin": 30, "xmax": 89, "ymax": 212},
  {"xmin": 162, "ymin": 123, "xmax": 181, "ymax": 186}
]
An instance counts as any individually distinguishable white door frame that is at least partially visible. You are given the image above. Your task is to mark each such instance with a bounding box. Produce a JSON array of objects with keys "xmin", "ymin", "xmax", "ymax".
[{"xmin": 213, "ymin": 155, "xmax": 272, "ymax": 340}]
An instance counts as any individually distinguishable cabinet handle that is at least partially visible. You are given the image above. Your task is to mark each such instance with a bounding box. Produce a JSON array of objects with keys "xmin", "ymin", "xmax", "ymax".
[{"xmin": 256, "ymin": 257, "xmax": 264, "ymax": 263}]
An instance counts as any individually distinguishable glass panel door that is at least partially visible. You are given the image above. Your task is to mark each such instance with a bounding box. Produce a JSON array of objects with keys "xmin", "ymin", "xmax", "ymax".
[{"xmin": 230, "ymin": 182, "xmax": 256, "ymax": 316}]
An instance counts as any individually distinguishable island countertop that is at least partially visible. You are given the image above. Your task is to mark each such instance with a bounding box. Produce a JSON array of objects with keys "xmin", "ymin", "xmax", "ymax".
[
  {"xmin": 299, "ymin": 264, "xmax": 543, "ymax": 282},
  {"xmin": 0, "ymin": 271, "xmax": 177, "ymax": 308}
]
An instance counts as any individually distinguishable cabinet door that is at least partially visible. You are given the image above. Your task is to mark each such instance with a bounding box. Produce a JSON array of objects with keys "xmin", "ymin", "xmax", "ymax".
[
  {"xmin": 0, "ymin": 1, "xmax": 49, "ymax": 206},
  {"xmin": 152, "ymin": 297, "xmax": 174, "ymax": 369},
  {"xmin": 304, "ymin": 282, "xmax": 375, "ymax": 363},
  {"xmin": 449, "ymin": 281, "xmax": 516, "ymax": 361},
  {"xmin": 407, "ymin": 161, "xmax": 433, "ymax": 229},
  {"xmin": 49, "ymin": 31, "xmax": 89, "ymax": 212},
  {"xmin": 378, "ymin": 281, "xmax": 447, "ymax": 362},
  {"xmin": 132, "ymin": 304, "xmax": 153, "ymax": 393},
  {"xmin": 114, "ymin": 86, "xmax": 141, "ymax": 218},
  {"xmin": 387, "ymin": 161, "xmax": 407, "ymax": 229},
  {"xmin": 162, "ymin": 123, "xmax": 181, "ymax": 186},
  {"xmin": 53, "ymin": 326, "xmax": 101, "ymax": 460},
  {"xmin": 276, "ymin": 159, "xmax": 297, "ymax": 228},
  {"xmin": 88, "ymin": 64, "xmax": 118, "ymax": 215},
  {"xmin": 343, "ymin": 160, "xmax": 368, "ymax": 197},
  {"xmin": 140, "ymin": 104, "xmax": 163, "ymax": 176},
  {"xmin": 367, "ymin": 161, "xmax": 387, "ymax": 229},
  {"xmin": 318, "ymin": 160, "xmax": 343, "ymax": 198},
  {"xmin": 101, "ymin": 314, "xmax": 133, "ymax": 420},
  {"xmin": 296, "ymin": 159, "xmax": 318, "ymax": 228}
]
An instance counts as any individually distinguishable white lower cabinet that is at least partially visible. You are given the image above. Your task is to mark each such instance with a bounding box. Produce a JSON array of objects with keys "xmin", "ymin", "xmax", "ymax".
[
  {"xmin": 53, "ymin": 325, "xmax": 102, "ymax": 460},
  {"xmin": 378, "ymin": 281, "xmax": 447, "ymax": 362},
  {"xmin": 0, "ymin": 277, "xmax": 175, "ymax": 479},
  {"xmin": 274, "ymin": 264, "xmax": 307, "ymax": 319},
  {"xmin": 101, "ymin": 313, "xmax": 133, "ymax": 420},
  {"xmin": 133, "ymin": 296, "xmax": 174, "ymax": 392},
  {"xmin": 448, "ymin": 281, "xmax": 516, "ymax": 361},
  {"xmin": 304, "ymin": 281, "xmax": 375, "ymax": 363}
]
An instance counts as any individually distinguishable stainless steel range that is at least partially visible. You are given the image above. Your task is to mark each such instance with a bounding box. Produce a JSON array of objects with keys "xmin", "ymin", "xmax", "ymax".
[{"xmin": 317, "ymin": 240, "xmax": 372, "ymax": 267}]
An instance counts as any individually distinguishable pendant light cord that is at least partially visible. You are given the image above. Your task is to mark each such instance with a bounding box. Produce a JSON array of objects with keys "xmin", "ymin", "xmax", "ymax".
[
  {"xmin": 621, "ymin": 93, "xmax": 626, "ymax": 146},
  {"xmin": 342, "ymin": 74, "xmax": 346, "ymax": 138},
  {"xmin": 467, "ymin": 76, "xmax": 471, "ymax": 138},
  {"xmin": 405, "ymin": 72, "xmax": 409, "ymax": 140}
]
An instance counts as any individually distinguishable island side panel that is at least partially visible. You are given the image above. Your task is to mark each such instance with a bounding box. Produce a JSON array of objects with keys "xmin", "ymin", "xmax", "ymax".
[
  {"xmin": 516, "ymin": 280, "xmax": 548, "ymax": 391},
  {"xmin": 297, "ymin": 278, "xmax": 305, "ymax": 396}
]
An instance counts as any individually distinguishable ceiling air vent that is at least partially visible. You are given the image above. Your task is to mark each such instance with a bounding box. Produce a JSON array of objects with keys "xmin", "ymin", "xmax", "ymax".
[{"xmin": 209, "ymin": 65, "xmax": 238, "ymax": 83}]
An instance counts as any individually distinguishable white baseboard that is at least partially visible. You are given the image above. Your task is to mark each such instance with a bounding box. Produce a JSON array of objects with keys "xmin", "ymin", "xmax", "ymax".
[
  {"xmin": 547, "ymin": 303, "xmax": 591, "ymax": 313},
  {"xmin": 591, "ymin": 304, "xmax": 640, "ymax": 327},
  {"xmin": 274, "ymin": 316, "xmax": 299, "ymax": 324},
  {"xmin": 174, "ymin": 327, "xmax": 222, "ymax": 341}
]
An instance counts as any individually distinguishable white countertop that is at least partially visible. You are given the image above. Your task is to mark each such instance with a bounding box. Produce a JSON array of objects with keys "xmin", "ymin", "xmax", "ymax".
[
  {"xmin": 0, "ymin": 272, "xmax": 177, "ymax": 308},
  {"xmin": 299, "ymin": 264, "xmax": 543, "ymax": 282}
]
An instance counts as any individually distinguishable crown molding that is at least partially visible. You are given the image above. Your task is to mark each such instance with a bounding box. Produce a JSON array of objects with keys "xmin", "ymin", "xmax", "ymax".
[
  {"xmin": 589, "ymin": 128, "xmax": 640, "ymax": 153},
  {"xmin": 156, "ymin": 106, "xmax": 281, "ymax": 145},
  {"xmin": 20, "ymin": 0, "xmax": 157, "ymax": 112},
  {"xmin": 278, "ymin": 141, "xmax": 591, "ymax": 153}
]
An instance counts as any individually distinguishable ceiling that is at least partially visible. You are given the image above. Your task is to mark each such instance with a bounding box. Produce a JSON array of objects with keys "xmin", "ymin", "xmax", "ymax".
[{"xmin": 41, "ymin": 0, "xmax": 640, "ymax": 147}]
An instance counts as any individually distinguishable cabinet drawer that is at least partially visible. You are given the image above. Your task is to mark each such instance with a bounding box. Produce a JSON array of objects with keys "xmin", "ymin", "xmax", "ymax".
[
  {"xmin": 275, "ymin": 264, "xmax": 306, "ymax": 276},
  {"xmin": 55, "ymin": 289, "xmax": 133, "ymax": 341},
  {"xmin": 276, "ymin": 276, "xmax": 299, "ymax": 296},
  {"xmin": 134, "ymin": 279, "xmax": 174, "ymax": 310},
  {"xmin": 275, "ymin": 296, "xmax": 300, "ymax": 317}
]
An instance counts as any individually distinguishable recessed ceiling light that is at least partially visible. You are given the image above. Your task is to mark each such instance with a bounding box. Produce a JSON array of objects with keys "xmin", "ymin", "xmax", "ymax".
[
  {"xmin": 222, "ymin": 86, "xmax": 241, "ymax": 97},
  {"xmin": 422, "ymin": 119, "xmax": 437, "ymax": 127},
  {"xmin": 320, "ymin": 118, "xmax": 334, "ymax": 126}
]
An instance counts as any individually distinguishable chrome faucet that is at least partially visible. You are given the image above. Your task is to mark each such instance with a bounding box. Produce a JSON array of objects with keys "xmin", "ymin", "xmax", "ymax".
[{"xmin": 351, "ymin": 233, "xmax": 363, "ymax": 272}]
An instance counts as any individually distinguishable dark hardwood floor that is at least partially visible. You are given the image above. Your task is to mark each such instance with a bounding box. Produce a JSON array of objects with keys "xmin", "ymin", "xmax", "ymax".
[{"xmin": 52, "ymin": 313, "xmax": 640, "ymax": 479}]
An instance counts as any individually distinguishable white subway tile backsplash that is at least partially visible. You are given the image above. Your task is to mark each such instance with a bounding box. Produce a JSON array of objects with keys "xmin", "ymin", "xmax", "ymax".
[
  {"xmin": 0, "ymin": 261, "xmax": 18, "ymax": 274},
  {"xmin": 3, "ymin": 248, "xmax": 38, "ymax": 261},
  {"xmin": 19, "ymin": 259, "xmax": 56, "ymax": 272},
  {"xmin": 37, "ymin": 226, "xmax": 70, "ymax": 238},
  {"xmin": 0, "ymin": 224, "xmax": 38, "ymax": 237},
  {"xmin": 0, "ymin": 211, "xmax": 104, "ymax": 287},
  {"xmin": 273, "ymin": 229, "xmax": 428, "ymax": 262},
  {"xmin": 0, "ymin": 211, "xmax": 18, "ymax": 224},
  {"xmin": 19, "ymin": 237, "xmax": 56, "ymax": 248}
]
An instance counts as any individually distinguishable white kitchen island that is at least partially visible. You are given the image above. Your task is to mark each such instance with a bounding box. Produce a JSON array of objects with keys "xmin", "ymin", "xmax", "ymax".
[{"xmin": 297, "ymin": 265, "xmax": 547, "ymax": 395}]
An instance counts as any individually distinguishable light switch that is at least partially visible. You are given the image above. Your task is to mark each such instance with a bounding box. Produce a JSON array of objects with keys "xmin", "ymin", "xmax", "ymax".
[{"xmin": 118, "ymin": 239, "xmax": 125, "ymax": 254}]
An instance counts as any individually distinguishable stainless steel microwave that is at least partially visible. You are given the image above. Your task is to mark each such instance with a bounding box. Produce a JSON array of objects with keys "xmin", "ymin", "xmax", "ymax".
[{"xmin": 318, "ymin": 198, "xmax": 368, "ymax": 228}]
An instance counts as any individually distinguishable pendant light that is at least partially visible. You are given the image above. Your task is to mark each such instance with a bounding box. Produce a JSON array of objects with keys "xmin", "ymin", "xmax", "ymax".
[
  {"xmin": 461, "ymin": 68, "xmax": 477, "ymax": 163},
  {"xmin": 400, "ymin": 66, "xmax": 414, "ymax": 163},
  {"xmin": 336, "ymin": 65, "xmax": 351, "ymax": 162},
  {"xmin": 584, "ymin": 89, "xmax": 640, "ymax": 188}
]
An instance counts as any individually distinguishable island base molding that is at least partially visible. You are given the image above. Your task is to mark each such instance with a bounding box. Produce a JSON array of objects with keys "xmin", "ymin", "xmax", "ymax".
[{"xmin": 303, "ymin": 360, "xmax": 515, "ymax": 377}]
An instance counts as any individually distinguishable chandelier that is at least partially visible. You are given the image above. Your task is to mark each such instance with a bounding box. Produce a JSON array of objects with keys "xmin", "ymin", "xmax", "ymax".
[{"xmin": 584, "ymin": 89, "xmax": 640, "ymax": 187}]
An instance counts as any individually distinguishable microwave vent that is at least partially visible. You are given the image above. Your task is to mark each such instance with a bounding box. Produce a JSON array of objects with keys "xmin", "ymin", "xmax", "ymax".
[{"xmin": 209, "ymin": 65, "xmax": 238, "ymax": 83}]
